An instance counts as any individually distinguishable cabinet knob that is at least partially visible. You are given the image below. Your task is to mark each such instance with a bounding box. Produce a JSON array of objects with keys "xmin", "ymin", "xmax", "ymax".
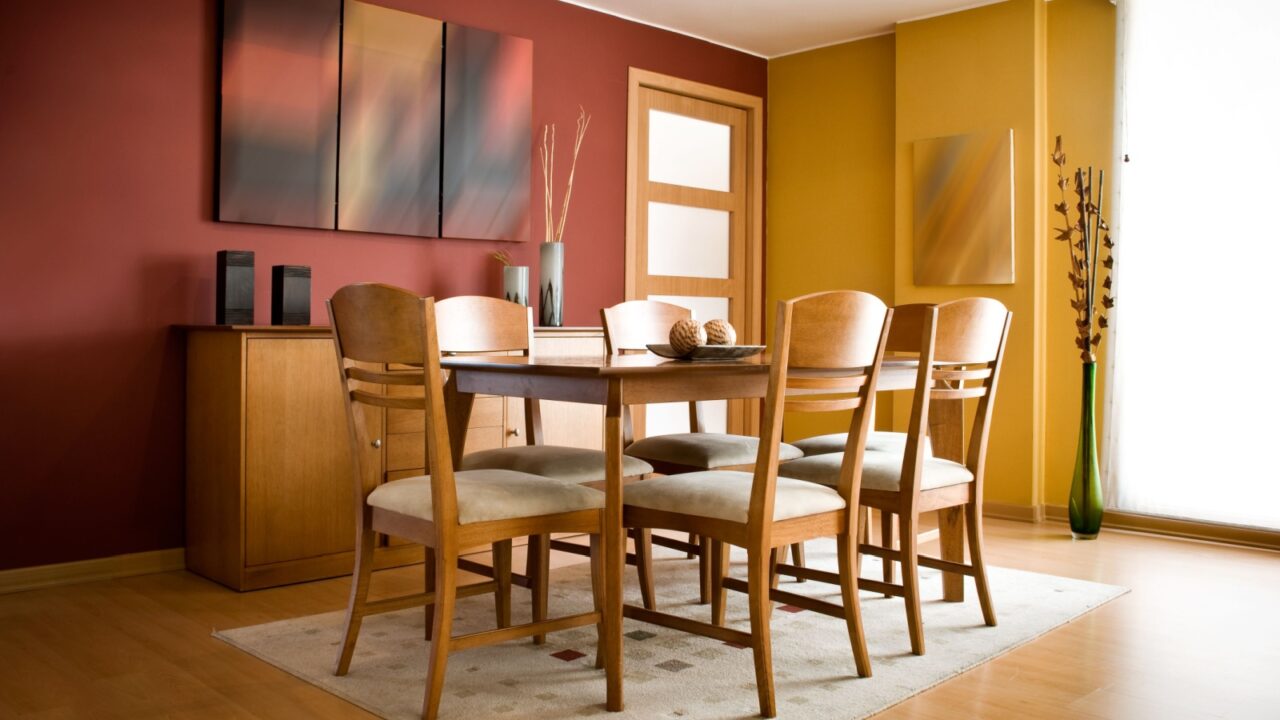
[
  {"xmin": 507, "ymin": 427, "xmax": 521, "ymax": 437},
  {"xmin": 371, "ymin": 438, "xmax": 382, "ymax": 449}
]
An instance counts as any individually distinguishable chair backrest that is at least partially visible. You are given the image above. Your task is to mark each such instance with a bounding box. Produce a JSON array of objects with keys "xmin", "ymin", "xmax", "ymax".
[
  {"xmin": 435, "ymin": 295, "xmax": 534, "ymax": 354},
  {"xmin": 748, "ymin": 291, "xmax": 892, "ymax": 540},
  {"xmin": 889, "ymin": 298, "xmax": 1012, "ymax": 496},
  {"xmin": 435, "ymin": 296, "xmax": 543, "ymax": 445},
  {"xmin": 328, "ymin": 283, "xmax": 460, "ymax": 528},
  {"xmin": 600, "ymin": 299, "xmax": 703, "ymax": 441}
]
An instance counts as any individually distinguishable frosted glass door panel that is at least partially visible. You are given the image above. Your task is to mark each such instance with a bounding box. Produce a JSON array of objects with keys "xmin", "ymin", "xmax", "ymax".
[
  {"xmin": 644, "ymin": 400, "xmax": 728, "ymax": 437},
  {"xmin": 648, "ymin": 110, "xmax": 730, "ymax": 191},
  {"xmin": 647, "ymin": 294, "xmax": 729, "ymax": 323},
  {"xmin": 647, "ymin": 202, "xmax": 729, "ymax": 279}
]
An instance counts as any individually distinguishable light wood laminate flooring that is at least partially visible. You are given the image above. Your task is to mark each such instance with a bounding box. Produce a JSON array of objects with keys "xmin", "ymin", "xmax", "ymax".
[{"xmin": 0, "ymin": 520, "xmax": 1276, "ymax": 719}]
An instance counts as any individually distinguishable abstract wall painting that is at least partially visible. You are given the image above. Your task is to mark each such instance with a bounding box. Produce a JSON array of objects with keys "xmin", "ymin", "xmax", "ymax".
[
  {"xmin": 912, "ymin": 129, "xmax": 1015, "ymax": 285},
  {"xmin": 338, "ymin": 1, "xmax": 443, "ymax": 237},
  {"xmin": 218, "ymin": 0, "xmax": 340, "ymax": 230},
  {"xmin": 442, "ymin": 24, "xmax": 533, "ymax": 243}
]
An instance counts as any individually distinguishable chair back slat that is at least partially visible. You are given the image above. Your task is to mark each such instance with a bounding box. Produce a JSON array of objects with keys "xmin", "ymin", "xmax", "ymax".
[
  {"xmin": 436, "ymin": 296, "xmax": 533, "ymax": 354},
  {"xmin": 930, "ymin": 386, "xmax": 988, "ymax": 401},
  {"xmin": 600, "ymin": 300, "xmax": 692, "ymax": 354},
  {"xmin": 747, "ymin": 291, "xmax": 891, "ymax": 542},
  {"xmin": 932, "ymin": 367, "xmax": 992, "ymax": 382},
  {"xmin": 329, "ymin": 284, "xmax": 459, "ymax": 529},
  {"xmin": 932, "ymin": 298, "xmax": 1009, "ymax": 364}
]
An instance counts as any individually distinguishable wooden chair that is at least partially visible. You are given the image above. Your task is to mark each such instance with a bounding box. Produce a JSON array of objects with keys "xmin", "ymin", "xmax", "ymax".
[
  {"xmin": 434, "ymin": 296, "xmax": 653, "ymax": 626},
  {"xmin": 777, "ymin": 298, "xmax": 1012, "ymax": 655},
  {"xmin": 621, "ymin": 291, "xmax": 892, "ymax": 717},
  {"xmin": 328, "ymin": 284, "xmax": 607, "ymax": 720},
  {"xmin": 601, "ymin": 300, "xmax": 806, "ymax": 605}
]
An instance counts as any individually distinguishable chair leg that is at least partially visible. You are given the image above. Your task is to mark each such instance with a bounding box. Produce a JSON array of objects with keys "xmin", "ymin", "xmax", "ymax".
[
  {"xmin": 769, "ymin": 547, "xmax": 781, "ymax": 590},
  {"xmin": 493, "ymin": 540, "xmax": 512, "ymax": 629},
  {"xmin": 334, "ymin": 526, "xmax": 376, "ymax": 676},
  {"xmin": 422, "ymin": 546, "xmax": 457, "ymax": 720},
  {"xmin": 859, "ymin": 506, "xmax": 872, "ymax": 545},
  {"xmin": 790, "ymin": 542, "xmax": 806, "ymax": 583},
  {"xmin": 687, "ymin": 532, "xmax": 698, "ymax": 559},
  {"xmin": 697, "ymin": 535, "xmax": 713, "ymax": 604},
  {"xmin": 423, "ymin": 546, "xmax": 436, "ymax": 641},
  {"xmin": 879, "ymin": 509, "xmax": 896, "ymax": 598},
  {"xmin": 746, "ymin": 546, "xmax": 777, "ymax": 718},
  {"xmin": 528, "ymin": 533, "xmax": 551, "ymax": 644},
  {"xmin": 898, "ymin": 510, "xmax": 925, "ymax": 656},
  {"xmin": 710, "ymin": 539, "xmax": 730, "ymax": 627},
  {"xmin": 632, "ymin": 528, "xmax": 656, "ymax": 610},
  {"xmin": 590, "ymin": 533, "xmax": 606, "ymax": 670},
  {"xmin": 837, "ymin": 531, "xmax": 871, "ymax": 678},
  {"xmin": 965, "ymin": 502, "xmax": 997, "ymax": 626}
]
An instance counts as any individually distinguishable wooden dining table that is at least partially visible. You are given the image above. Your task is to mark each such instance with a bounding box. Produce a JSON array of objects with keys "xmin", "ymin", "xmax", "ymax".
[{"xmin": 439, "ymin": 351, "xmax": 967, "ymax": 712}]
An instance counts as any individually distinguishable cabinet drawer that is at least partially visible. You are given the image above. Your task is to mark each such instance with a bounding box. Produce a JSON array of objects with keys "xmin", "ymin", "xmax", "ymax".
[
  {"xmin": 386, "ymin": 425, "xmax": 506, "ymax": 470},
  {"xmin": 387, "ymin": 395, "xmax": 503, "ymax": 434}
]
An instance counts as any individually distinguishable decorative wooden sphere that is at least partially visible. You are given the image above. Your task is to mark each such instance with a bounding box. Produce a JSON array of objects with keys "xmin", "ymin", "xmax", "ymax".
[
  {"xmin": 668, "ymin": 318, "xmax": 706, "ymax": 356},
  {"xmin": 703, "ymin": 319, "xmax": 737, "ymax": 346}
]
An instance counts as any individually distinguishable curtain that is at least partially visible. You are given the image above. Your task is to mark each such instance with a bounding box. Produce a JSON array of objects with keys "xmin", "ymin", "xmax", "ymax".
[{"xmin": 1106, "ymin": 0, "xmax": 1280, "ymax": 530}]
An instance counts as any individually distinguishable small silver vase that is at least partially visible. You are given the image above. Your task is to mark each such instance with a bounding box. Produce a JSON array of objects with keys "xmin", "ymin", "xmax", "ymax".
[{"xmin": 503, "ymin": 265, "xmax": 529, "ymax": 307}]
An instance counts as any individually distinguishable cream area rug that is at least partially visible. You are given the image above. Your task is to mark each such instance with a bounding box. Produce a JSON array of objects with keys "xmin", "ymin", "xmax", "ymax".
[{"xmin": 215, "ymin": 539, "xmax": 1125, "ymax": 719}]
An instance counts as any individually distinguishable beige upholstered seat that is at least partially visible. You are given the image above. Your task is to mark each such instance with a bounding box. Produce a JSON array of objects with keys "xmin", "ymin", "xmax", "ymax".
[
  {"xmin": 367, "ymin": 469, "xmax": 605, "ymax": 525},
  {"xmin": 623, "ymin": 470, "xmax": 846, "ymax": 524},
  {"xmin": 780, "ymin": 448, "xmax": 972, "ymax": 493},
  {"xmin": 792, "ymin": 431, "xmax": 932, "ymax": 457},
  {"xmin": 461, "ymin": 446, "xmax": 653, "ymax": 484},
  {"xmin": 625, "ymin": 432, "xmax": 803, "ymax": 470}
]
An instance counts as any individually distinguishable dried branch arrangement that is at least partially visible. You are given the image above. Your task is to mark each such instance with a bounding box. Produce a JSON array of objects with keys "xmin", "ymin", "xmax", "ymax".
[
  {"xmin": 491, "ymin": 250, "xmax": 513, "ymax": 266},
  {"xmin": 1052, "ymin": 136, "xmax": 1115, "ymax": 363},
  {"xmin": 539, "ymin": 106, "xmax": 592, "ymax": 243}
]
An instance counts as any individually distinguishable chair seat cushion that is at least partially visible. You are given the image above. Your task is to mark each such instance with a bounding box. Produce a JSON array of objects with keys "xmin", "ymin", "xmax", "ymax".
[
  {"xmin": 780, "ymin": 449, "xmax": 973, "ymax": 493},
  {"xmin": 367, "ymin": 469, "xmax": 604, "ymax": 525},
  {"xmin": 792, "ymin": 431, "xmax": 932, "ymax": 457},
  {"xmin": 460, "ymin": 445, "xmax": 653, "ymax": 483},
  {"xmin": 624, "ymin": 433, "xmax": 804, "ymax": 469},
  {"xmin": 623, "ymin": 470, "xmax": 846, "ymax": 524}
]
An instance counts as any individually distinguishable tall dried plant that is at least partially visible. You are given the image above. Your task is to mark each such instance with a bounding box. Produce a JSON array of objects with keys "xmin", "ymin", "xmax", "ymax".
[
  {"xmin": 539, "ymin": 107, "xmax": 591, "ymax": 243},
  {"xmin": 1051, "ymin": 136, "xmax": 1115, "ymax": 363}
]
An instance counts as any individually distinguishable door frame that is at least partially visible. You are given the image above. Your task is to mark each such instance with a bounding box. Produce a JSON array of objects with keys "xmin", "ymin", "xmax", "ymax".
[{"xmin": 624, "ymin": 67, "xmax": 765, "ymax": 348}]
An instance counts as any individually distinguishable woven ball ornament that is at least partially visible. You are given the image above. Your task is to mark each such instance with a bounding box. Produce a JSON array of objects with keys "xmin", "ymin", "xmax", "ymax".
[
  {"xmin": 668, "ymin": 318, "xmax": 707, "ymax": 356},
  {"xmin": 703, "ymin": 319, "xmax": 737, "ymax": 346}
]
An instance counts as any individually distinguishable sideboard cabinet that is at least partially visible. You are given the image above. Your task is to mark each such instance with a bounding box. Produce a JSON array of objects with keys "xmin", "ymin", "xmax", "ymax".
[{"xmin": 184, "ymin": 325, "xmax": 605, "ymax": 591}]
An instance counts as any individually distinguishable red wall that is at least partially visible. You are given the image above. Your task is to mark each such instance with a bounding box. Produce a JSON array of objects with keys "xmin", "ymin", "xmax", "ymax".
[{"xmin": 0, "ymin": 0, "xmax": 765, "ymax": 571}]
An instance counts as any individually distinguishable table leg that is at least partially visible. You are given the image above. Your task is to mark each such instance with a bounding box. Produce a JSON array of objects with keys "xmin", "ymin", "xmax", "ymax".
[
  {"xmin": 930, "ymin": 397, "xmax": 965, "ymax": 602},
  {"xmin": 603, "ymin": 380, "xmax": 624, "ymax": 711},
  {"xmin": 442, "ymin": 373, "xmax": 475, "ymax": 467}
]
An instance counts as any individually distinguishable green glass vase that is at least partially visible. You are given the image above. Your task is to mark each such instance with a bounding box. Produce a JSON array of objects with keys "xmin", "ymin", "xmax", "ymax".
[{"xmin": 1069, "ymin": 361, "xmax": 1104, "ymax": 539}]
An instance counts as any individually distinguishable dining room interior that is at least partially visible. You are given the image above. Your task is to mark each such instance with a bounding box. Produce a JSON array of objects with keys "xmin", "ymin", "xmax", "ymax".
[{"xmin": 1, "ymin": 0, "xmax": 1277, "ymax": 718}]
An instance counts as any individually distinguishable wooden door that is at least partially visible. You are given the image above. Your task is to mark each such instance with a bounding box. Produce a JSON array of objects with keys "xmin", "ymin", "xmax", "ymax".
[{"xmin": 627, "ymin": 69, "xmax": 764, "ymax": 436}]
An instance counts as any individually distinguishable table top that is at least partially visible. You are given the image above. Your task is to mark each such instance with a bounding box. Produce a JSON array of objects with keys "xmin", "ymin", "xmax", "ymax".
[{"xmin": 441, "ymin": 353, "xmax": 925, "ymax": 377}]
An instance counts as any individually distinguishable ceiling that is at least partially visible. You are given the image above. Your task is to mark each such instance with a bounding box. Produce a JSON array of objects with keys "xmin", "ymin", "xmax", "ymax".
[{"xmin": 559, "ymin": 0, "xmax": 1006, "ymax": 58}]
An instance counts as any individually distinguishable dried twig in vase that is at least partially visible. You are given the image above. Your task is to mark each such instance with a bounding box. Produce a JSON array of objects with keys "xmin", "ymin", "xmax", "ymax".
[
  {"xmin": 540, "ymin": 107, "xmax": 591, "ymax": 243},
  {"xmin": 1051, "ymin": 136, "xmax": 1116, "ymax": 362}
]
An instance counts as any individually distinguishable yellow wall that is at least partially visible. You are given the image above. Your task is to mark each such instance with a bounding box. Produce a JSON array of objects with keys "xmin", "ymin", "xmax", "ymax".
[
  {"xmin": 766, "ymin": 35, "xmax": 897, "ymax": 441},
  {"xmin": 767, "ymin": 0, "xmax": 1116, "ymax": 513},
  {"xmin": 894, "ymin": 0, "xmax": 1048, "ymax": 509},
  {"xmin": 1045, "ymin": 0, "xmax": 1116, "ymax": 509}
]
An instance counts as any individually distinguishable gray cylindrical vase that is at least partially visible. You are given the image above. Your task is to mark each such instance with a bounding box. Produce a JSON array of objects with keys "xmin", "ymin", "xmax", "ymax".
[
  {"xmin": 539, "ymin": 242, "xmax": 564, "ymax": 327},
  {"xmin": 503, "ymin": 265, "xmax": 529, "ymax": 307}
]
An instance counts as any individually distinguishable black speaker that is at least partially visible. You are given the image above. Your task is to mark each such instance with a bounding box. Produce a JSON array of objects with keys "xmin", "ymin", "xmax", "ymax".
[
  {"xmin": 271, "ymin": 265, "xmax": 311, "ymax": 325},
  {"xmin": 216, "ymin": 250, "xmax": 254, "ymax": 325}
]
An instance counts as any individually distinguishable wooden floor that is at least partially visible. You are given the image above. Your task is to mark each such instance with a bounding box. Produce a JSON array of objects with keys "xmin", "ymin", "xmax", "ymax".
[{"xmin": 0, "ymin": 519, "xmax": 1276, "ymax": 719}]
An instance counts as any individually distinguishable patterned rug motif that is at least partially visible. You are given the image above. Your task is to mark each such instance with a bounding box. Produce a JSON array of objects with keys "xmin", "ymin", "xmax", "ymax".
[{"xmin": 216, "ymin": 539, "xmax": 1126, "ymax": 719}]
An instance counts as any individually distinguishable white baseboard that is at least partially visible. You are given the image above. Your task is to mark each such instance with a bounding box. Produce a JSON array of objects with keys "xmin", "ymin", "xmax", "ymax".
[{"xmin": 0, "ymin": 548, "xmax": 186, "ymax": 595}]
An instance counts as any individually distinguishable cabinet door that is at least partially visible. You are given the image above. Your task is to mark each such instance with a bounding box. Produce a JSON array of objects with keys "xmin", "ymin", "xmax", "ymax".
[{"xmin": 244, "ymin": 337, "xmax": 378, "ymax": 567}]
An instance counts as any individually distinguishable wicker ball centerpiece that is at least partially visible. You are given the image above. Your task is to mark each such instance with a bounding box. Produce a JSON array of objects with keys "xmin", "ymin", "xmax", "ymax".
[
  {"xmin": 668, "ymin": 318, "xmax": 707, "ymax": 356},
  {"xmin": 703, "ymin": 318, "xmax": 737, "ymax": 346}
]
